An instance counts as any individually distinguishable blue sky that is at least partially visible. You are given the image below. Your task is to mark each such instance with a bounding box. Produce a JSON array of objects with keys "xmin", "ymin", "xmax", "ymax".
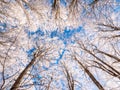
[
  {"xmin": 0, "ymin": 22, "xmax": 6, "ymax": 32},
  {"xmin": 26, "ymin": 26, "xmax": 84, "ymax": 65}
]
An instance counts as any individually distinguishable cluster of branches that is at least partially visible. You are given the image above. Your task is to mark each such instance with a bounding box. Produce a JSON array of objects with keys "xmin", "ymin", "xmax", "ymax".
[
  {"xmin": 72, "ymin": 17, "xmax": 120, "ymax": 89},
  {"xmin": 0, "ymin": 0, "xmax": 116, "ymax": 26}
]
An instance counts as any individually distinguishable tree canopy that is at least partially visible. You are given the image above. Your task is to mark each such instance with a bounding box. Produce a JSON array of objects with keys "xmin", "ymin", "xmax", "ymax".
[{"xmin": 0, "ymin": 0, "xmax": 120, "ymax": 90}]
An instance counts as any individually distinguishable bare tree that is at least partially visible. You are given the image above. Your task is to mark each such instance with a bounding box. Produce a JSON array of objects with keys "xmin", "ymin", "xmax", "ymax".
[
  {"xmin": 72, "ymin": 55, "xmax": 104, "ymax": 90},
  {"xmin": 61, "ymin": 62, "xmax": 75, "ymax": 90},
  {"xmin": 10, "ymin": 46, "xmax": 50, "ymax": 90}
]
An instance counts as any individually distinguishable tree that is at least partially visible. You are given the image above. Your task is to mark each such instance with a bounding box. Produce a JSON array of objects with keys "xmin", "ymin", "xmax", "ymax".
[{"xmin": 10, "ymin": 46, "xmax": 50, "ymax": 90}]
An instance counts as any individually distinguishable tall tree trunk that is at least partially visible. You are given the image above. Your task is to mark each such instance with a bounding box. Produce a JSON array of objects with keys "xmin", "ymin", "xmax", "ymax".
[
  {"xmin": 74, "ymin": 56, "xmax": 104, "ymax": 90},
  {"xmin": 10, "ymin": 57, "xmax": 37, "ymax": 90}
]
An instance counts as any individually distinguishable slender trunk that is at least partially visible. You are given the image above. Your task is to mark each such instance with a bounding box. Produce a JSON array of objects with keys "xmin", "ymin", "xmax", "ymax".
[
  {"xmin": 10, "ymin": 57, "xmax": 36, "ymax": 90},
  {"xmin": 74, "ymin": 57, "xmax": 104, "ymax": 90}
]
